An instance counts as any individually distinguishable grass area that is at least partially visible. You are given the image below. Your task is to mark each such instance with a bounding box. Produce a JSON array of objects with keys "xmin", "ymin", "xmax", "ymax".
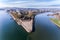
[{"xmin": 50, "ymin": 18, "xmax": 60, "ymax": 27}]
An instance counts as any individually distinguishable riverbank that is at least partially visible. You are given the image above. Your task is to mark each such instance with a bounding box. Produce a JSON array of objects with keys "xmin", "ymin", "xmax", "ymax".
[{"xmin": 50, "ymin": 18, "xmax": 60, "ymax": 28}]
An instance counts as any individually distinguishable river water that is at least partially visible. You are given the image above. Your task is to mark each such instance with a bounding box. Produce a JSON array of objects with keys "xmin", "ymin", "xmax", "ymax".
[{"xmin": 0, "ymin": 10, "xmax": 60, "ymax": 40}]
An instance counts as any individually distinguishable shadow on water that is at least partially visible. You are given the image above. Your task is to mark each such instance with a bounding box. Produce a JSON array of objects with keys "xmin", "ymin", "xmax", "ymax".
[{"xmin": 31, "ymin": 16, "xmax": 35, "ymax": 32}]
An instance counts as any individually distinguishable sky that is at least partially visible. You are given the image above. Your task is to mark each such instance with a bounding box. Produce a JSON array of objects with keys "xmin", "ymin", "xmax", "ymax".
[{"xmin": 0, "ymin": 0, "xmax": 60, "ymax": 8}]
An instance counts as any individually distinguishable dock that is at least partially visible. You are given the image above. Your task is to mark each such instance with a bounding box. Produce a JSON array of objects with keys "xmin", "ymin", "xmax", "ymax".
[{"xmin": 9, "ymin": 12, "xmax": 33, "ymax": 33}]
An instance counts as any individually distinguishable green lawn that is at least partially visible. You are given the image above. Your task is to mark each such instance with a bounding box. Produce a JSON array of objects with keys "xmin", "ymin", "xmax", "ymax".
[{"xmin": 50, "ymin": 18, "xmax": 60, "ymax": 27}]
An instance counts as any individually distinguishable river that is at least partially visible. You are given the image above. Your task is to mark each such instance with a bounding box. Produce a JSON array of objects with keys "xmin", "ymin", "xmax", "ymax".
[{"xmin": 0, "ymin": 10, "xmax": 60, "ymax": 40}]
